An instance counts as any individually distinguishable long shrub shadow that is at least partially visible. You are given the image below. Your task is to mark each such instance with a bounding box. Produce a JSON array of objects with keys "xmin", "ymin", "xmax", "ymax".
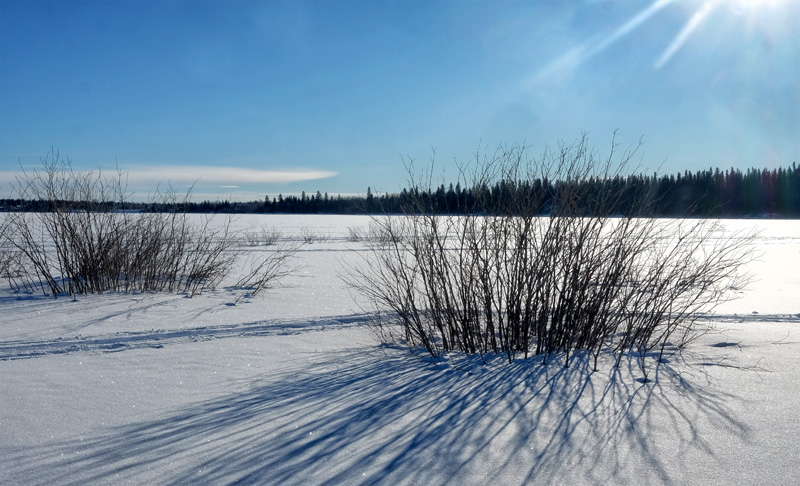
[{"xmin": 4, "ymin": 346, "xmax": 747, "ymax": 486}]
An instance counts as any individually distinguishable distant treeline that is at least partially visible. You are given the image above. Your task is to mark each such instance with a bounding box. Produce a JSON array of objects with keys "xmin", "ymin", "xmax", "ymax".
[
  {"xmin": 375, "ymin": 164, "xmax": 800, "ymax": 218},
  {"xmin": 2, "ymin": 164, "xmax": 798, "ymax": 217}
]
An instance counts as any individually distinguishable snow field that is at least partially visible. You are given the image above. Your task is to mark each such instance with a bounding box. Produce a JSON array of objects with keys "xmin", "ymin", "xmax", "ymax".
[{"xmin": 1, "ymin": 216, "xmax": 798, "ymax": 485}]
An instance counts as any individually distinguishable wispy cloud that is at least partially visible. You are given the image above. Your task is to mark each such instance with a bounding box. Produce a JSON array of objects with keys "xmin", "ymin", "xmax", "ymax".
[
  {"xmin": 0, "ymin": 166, "xmax": 337, "ymax": 186},
  {"xmin": 0, "ymin": 165, "xmax": 338, "ymax": 199},
  {"xmin": 122, "ymin": 166, "xmax": 338, "ymax": 186}
]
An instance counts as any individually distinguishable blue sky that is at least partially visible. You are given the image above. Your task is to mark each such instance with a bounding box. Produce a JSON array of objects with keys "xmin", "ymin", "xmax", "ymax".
[{"xmin": 1, "ymin": 0, "xmax": 798, "ymax": 202}]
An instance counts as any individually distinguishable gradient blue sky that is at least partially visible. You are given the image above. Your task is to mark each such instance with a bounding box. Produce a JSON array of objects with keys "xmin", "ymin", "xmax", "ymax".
[{"xmin": 1, "ymin": 0, "xmax": 798, "ymax": 201}]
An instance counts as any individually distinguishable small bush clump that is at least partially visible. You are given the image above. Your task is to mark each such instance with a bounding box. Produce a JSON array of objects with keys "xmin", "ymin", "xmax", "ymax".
[
  {"xmin": 1, "ymin": 151, "xmax": 295, "ymax": 298},
  {"xmin": 242, "ymin": 225, "xmax": 283, "ymax": 247},
  {"xmin": 347, "ymin": 135, "xmax": 754, "ymax": 377}
]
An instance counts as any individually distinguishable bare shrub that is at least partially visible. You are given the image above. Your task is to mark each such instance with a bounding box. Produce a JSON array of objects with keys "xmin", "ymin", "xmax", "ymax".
[
  {"xmin": 300, "ymin": 226, "xmax": 331, "ymax": 244},
  {"xmin": 345, "ymin": 135, "xmax": 755, "ymax": 377},
  {"xmin": 346, "ymin": 226, "xmax": 364, "ymax": 243},
  {"xmin": 300, "ymin": 226, "xmax": 317, "ymax": 244},
  {"xmin": 0, "ymin": 219, "xmax": 9, "ymax": 277},
  {"xmin": 1, "ymin": 151, "xmax": 295, "ymax": 298},
  {"xmin": 365, "ymin": 220, "xmax": 404, "ymax": 247},
  {"xmin": 242, "ymin": 226, "xmax": 283, "ymax": 247},
  {"xmin": 233, "ymin": 243, "xmax": 300, "ymax": 303}
]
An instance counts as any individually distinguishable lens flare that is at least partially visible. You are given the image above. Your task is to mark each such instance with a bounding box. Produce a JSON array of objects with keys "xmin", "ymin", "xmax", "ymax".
[{"xmin": 655, "ymin": 1, "xmax": 715, "ymax": 70}]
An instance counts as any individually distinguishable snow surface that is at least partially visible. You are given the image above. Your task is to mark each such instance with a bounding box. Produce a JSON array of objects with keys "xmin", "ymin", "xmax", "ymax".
[{"xmin": 1, "ymin": 216, "xmax": 798, "ymax": 485}]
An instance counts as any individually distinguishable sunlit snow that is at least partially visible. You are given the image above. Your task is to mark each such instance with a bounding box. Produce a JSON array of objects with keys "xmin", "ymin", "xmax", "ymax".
[{"xmin": 1, "ymin": 215, "xmax": 798, "ymax": 485}]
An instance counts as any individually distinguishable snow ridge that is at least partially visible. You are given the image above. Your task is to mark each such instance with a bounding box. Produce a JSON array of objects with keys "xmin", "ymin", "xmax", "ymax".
[{"xmin": 0, "ymin": 314, "xmax": 370, "ymax": 360}]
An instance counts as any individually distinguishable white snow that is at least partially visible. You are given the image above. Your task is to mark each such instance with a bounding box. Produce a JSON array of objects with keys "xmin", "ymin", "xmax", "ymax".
[{"xmin": 1, "ymin": 216, "xmax": 798, "ymax": 485}]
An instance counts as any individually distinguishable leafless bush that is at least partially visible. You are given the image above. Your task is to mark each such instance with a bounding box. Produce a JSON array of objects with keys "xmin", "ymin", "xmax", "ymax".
[
  {"xmin": 1, "ymin": 215, "xmax": 42, "ymax": 294},
  {"xmin": 1, "ymin": 151, "xmax": 295, "ymax": 298},
  {"xmin": 346, "ymin": 135, "xmax": 755, "ymax": 378},
  {"xmin": 346, "ymin": 226, "xmax": 364, "ymax": 242},
  {"xmin": 0, "ymin": 221, "xmax": 20, "ymax": 289},
  {"xmin": 233, "ymin": 243, "xmax": 300, "ymax": 303},
  {"xmin": 300, "ymin": 226, "xmax": 331, "ymax": 244},
  {"xmin": 364, "ymin": 220, "xmax": 404, "ymax": 247},
  {"xmin": 242, "ymin": 226, "xmax": 283, "ymax": 247},
  {"xmin": 0, "ymin": 219, "xmax": 8, "ymax": 275}
]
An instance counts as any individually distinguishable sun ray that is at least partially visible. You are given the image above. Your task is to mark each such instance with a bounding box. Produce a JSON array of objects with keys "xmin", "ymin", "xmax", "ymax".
[
  {"xmin": 533, "ymin": 0, "xmax": 676, "ymax": 82},
  {"xmin": 587, "ymin": 0, "xmax": 676, "ymax": 58},
  {"xmin": 535, "ymin": 0, "xmax": 793, "ymax": 83},
  {"xmin": 654, "ymin": 1, "xmax": 717, "ymax": 69}
]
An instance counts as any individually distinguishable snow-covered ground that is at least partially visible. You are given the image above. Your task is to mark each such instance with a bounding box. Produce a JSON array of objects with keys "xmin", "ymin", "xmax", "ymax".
[{"xmin": 1, "ymin": 216, "xmax": 798, "ymax": 485}]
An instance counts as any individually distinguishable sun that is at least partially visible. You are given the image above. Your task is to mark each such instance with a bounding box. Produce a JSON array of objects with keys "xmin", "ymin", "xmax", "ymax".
[
  {"xmin": 729, "ymin": 0, "xmax": 786, "ymax": 10},
  {"xmin": 535, "ymin": 0, "xmax": 793, "ymax": 81},
  {"xmin": 655, "ymin": 0, "xmax": 791, "ymax": 68}
]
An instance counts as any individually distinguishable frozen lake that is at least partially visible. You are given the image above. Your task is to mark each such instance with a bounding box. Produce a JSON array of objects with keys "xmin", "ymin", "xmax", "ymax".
[{"xmin": 0, "ymin": 215, "xmax": 798, "ymax": 485}]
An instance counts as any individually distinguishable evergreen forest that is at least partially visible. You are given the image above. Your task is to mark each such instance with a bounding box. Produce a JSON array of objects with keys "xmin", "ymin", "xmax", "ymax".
[{"xmin": 2, "ymin": 164, "xmax": 798, "ymax": 218}]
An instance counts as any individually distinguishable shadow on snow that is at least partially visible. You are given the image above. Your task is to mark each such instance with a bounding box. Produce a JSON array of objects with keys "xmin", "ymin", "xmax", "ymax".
[{"xmin": 4, "ymin": 344, "xmax": 748, "ymax": 485}]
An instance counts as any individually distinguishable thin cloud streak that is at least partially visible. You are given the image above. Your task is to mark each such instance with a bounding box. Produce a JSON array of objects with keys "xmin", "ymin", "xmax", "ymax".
[
  {"xmin": 0, "ymin": 166, "xmax": 337, "ymax": 187},
  {"xmin": 123, "ymin": 166, "xmax": 338, "ymax": 186},
  {"xmin": 0, "ymin": 166, "xmax": 338, "ymax": 199}
]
